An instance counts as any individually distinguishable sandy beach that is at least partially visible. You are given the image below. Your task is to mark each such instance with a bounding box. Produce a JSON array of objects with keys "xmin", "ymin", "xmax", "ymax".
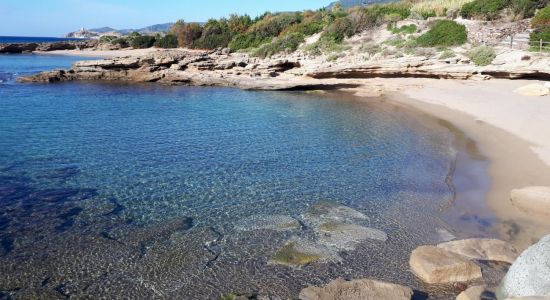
[{"xmin": 379, "ymin": 78, "xmax": 550, "ymax": 249}]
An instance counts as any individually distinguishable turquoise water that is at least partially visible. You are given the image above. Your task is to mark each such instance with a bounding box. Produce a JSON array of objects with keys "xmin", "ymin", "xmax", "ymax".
[{"xmin": 0, "ymin": 55, "xmax": 492, "ymax": 299}]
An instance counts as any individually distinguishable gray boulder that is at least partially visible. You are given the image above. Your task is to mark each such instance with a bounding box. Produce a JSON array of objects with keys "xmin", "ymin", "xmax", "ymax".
[{"xmin": 498, "ymin": 235, "xmax": 550, "ymax": 299}]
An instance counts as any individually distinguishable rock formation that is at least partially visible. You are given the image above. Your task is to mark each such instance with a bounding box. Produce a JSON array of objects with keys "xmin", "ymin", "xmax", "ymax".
[
  {"xmin": 510, "ymin": 186, "xmax": 550, "ymax": 216},
  {"xmin": 299, "ymin": 278, "xmax": 414, "ymax": 300}
]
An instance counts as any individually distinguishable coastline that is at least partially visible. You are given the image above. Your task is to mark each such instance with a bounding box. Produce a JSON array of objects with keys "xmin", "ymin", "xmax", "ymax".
[{"xmin": 378, "ymin": 78, "xmax": 550, "ymax": 249}]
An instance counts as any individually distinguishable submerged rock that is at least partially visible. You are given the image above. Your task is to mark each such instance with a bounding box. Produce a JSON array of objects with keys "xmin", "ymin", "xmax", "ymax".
[
  {"xmin": 514, "ymin": 84, "xmax": 550, "ymax": 96},
  {"xmin": 302, "ymin": 201, "xmax": 368, "ymax": 225},
  {"xmin": 438, "ymin": 238, "xmax": 519, "ymax": 264},
  {"xmin": 409, "ymin": 246, "xmax": 482, "ymax": 284},
  {"xmin": 510, "ymin": 186, "xmax": 550, "ymax": 217},
  {"xmin": 234, "ymin": 215, "xmax": 300, "ymax": 232},
  {"xmin": 299, "ymin": 278, "xmax": 413, "ymax": 300},
  {"xmin": 270, "ymin": 238, "xmax": 340, "ymax": 267},
  {"xmin": 497, "ymin": 235, "xmax": 550, "ymax": 299},
  {"xmin": 316, "ymin": 221, "xmax": 387, "ymax": 251},
  {"xmin": 456, "ymin": 285, "xmax": 487, "ymax": 300}
]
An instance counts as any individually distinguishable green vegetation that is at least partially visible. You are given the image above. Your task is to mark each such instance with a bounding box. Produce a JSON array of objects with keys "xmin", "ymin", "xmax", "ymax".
[
  {"xmin": 460, "ymin": 0, "xmax": 509, "ymax": 20},
  {"xmin": 467, "ymin": 45, "xmax": 496, "ymax": 65},
  {"xmin": 154, "ymin": 34, "xmax": 178, "ymax": 48},
  {"xmin": 439, "ymin": 49, "xmax": 456, "ymax": 59},
  {"xmin": 129, "ymin": 33, "xmax": 156, "ymax": 49},
  {"xmin": 532, "ymin": 6, "xmax": 550, "ymax": 28},
  {"xmin": 253, "ymin": 33, "xmax": 305, "ymax": 58},
  {"xmin": 530, "ymin": 26, "xmax": 550, "ymax": 51},
  {"xmin": 360, "ymin": 42, "xmax": 382, "ymax": 55},
  {"xmin": 411, "ymin": 0, "xmax": 474, "ymax": 19},
  {"xmin": 417, "ymin": 20, "xmax": 467, "ymax": 47},
  {"xmin": 390, "ymin": 24, "xmax": 417, "ymax": 34}
]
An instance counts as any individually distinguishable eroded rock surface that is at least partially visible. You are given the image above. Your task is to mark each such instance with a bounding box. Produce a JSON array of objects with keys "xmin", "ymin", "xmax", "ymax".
[
  {"xmin": 299, "ymin": 278, "xmax": 413, "ymax": 300},
  {"xmin": 510, "ymin": 187, "xmax": 550, "ymax": 217}
]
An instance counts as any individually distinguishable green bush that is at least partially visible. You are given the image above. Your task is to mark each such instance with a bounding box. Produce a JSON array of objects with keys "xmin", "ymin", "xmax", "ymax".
[
  {"xmin": 460, "ymin": 0, "xmax": 509, "ymax": 20},
  {"xmin": 171, "ymin": 20, "xmax": 203, "ymax": 48},
  {"xmin": 439, "ymin": 49, "xmax": 456, "ymax": 59},
  {"xmin": 228, "ymin": 33, "xmax": 270, "ymax": 51},
  {"xmin": 530, "ymin": 26, "xmax": 550, "ymax": 51},
  {"xmin": 111, "ymin": 38, "xmax": 129, "ymax": 48},
  {"xmin": 248, "ymin": 12, "xmax": 303, "ymax": 39},
  {"xmin": 417, "ymin": 20, "xmax": 467, "ymax": 47},
  {"xmin": 130, "ymin": 35, "xmax": 156, "ymax": 49},
  {"xmin": 467, "ymin": 45, "xmax": 496, "ymax": 66},
  {"xmin": 321, "ymin": 17, "xmax": 355, "ymax": 44},
  {"xmin": 532, "ymin": 6, "xmax": 550, "ymax": 28},
  {"xmin": 99, "ymin": 35, "xmax": 117, "ymax": 44},
  {"xmin": 154, "ymin": 34, "xmax": 178, "ymax": 48},
  {"xmin": 253, "ymin": 32, "xmax": 304, "ymax": 58},
  {"xmin": 390, "ymin": 24, "xmax": 417, "ymax": 34},
  {"xmin": 193, "ymin": 19, "xmax": 233, "ymax": 49}
]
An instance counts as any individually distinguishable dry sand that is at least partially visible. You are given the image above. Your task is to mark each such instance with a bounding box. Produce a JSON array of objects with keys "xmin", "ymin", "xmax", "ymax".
[{"xmin": 378, "ymin": 78, "xmax": 550, "ymax": 249}]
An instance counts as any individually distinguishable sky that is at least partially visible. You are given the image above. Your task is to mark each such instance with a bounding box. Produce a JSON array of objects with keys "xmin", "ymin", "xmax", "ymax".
[{"xmin": 0, "ymin": 0, "xmax": 330, "ymax": 37}]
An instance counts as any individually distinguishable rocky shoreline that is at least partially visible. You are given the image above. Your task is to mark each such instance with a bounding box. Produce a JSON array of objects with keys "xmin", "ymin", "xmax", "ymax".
[
  {"xmin": 16, "ymin": 44, "xmax": 550, "ymax": 91},
  {"xmin": 0, "ymin": 40, "xmax": 97, "ymax": 54}
]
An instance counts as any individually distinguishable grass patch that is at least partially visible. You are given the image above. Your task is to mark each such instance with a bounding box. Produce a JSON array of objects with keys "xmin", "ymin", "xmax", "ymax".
[
  {"xmin": 411, "ymin": 0, "xmax": 475, "ymax": 18},
  {"xmin": 390, "ymin": 24, "xmax": 417, "ymax": 34}
]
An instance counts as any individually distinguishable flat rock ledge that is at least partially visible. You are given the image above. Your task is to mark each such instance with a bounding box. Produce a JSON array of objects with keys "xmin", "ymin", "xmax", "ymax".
[
  {"xmin": 16, "ymin": 49, "xmax": 550, "ymax": 90},
  {"xmin": 410, "ymin": 245, "xmax": 482, "ymax": 284},
  {"xmin": 299, "ymin": 278, "xmax": 413, "ymax": 300},
  {"xmin": 510, "ymin": 186, "xmax": 550, "ymax": 217},
  {"xmin": 438, "ymin": 238, "xmax": 519, "ymax": 264}
]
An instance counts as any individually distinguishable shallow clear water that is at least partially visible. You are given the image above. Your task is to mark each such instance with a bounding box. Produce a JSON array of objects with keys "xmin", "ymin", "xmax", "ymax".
[{"xmin": 0, "ymin": 55, "xmax": 495, "ymax": 299}]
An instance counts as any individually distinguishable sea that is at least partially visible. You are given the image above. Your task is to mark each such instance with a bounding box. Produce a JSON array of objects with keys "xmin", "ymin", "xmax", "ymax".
[
  {"xmin": 0, "ymin": 54, "xmax": 495, "ymax": 299},
  {"xmin": 0, "ymin": 36, "xmax": 88, "ymax": 44}
]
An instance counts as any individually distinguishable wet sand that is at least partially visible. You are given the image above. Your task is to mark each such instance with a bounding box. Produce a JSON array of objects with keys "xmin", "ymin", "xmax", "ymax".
[{"xmin": 382, "ymin": 78, "xmax": 550, "ymax": 249}]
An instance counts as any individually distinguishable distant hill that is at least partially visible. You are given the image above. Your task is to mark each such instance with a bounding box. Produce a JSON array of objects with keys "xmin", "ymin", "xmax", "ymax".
[
  {"xmin": 327, "ymin": 0, "xmax": 397, "ymax": 9},
  {"xmin": 66, "ymin": 23, "xmax": 174, "ymax": 38}
]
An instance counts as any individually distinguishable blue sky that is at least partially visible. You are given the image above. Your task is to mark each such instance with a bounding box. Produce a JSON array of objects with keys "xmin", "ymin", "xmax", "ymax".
[{"xmin": 0, "ymin": 0, "xmax": 330, "ymax": 37}]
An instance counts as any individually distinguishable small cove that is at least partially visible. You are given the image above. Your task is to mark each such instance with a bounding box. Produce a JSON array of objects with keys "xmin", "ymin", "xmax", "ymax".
[{"xmin": 0, "ymin": 54, "xmax": 496, "ymax": 299}]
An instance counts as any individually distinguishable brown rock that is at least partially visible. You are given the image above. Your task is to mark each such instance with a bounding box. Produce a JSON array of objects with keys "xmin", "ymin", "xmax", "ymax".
[
  {"xmin": 299, "ymin": 278, "xmax": 413, "ymax": 300},
  {"xmin": 456, "ymin": 285, "xmax": 487, "ymax": 300},
  {"xmin": 409, "ymin": 246, "xmax": 482, "ymax": 284},
  {"xmin": 510, "ymin": 187, "xmax": 550, "ymax": 217},
  {"xmin": 438, "ymin": 239, "xmax": 519, "ymax": 264}
]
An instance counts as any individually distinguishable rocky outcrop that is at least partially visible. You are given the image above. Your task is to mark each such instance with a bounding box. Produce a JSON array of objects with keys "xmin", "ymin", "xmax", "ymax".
[
  {"xmin": 0, "ymin": 40, "xmax": 97, "ymax": 54},
  {"xmin": 497, "ymin": 235, "xmax": 550, "ymax": 299},
  {"xmin": 0, "ymin": 43, "xmax": 39, "ymax": 54},
  {"xmin": 409, "ymin": 246, "xmax": 483, "ymax": 284},
  {"xmin": 438, "ymin": 238, "xmax": 519, "ymax": 264},
  {"xmin": 510, "ymin": 187, "xmax": 550, "ymax": 216},
  {"xmin": 299, "ymin": 278, "xmax": 413, "ymax": 300}
]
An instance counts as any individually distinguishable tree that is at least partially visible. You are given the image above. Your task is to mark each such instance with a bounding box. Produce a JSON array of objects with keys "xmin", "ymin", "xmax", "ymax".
[{"xmin": 171, "ymin": 20, "xmax": 203, "ymax": 48}]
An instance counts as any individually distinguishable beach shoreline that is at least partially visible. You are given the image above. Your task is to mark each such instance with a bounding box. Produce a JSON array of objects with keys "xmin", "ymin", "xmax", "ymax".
[{"xmin": 377, "ymin": 78, "xmax": 550, "ymax": 249}]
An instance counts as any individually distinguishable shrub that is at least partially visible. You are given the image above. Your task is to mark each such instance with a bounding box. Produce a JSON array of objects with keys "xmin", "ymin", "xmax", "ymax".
[
  {"xmin": 227, "ymin": 14, "xmax": 253, "ymax": 34},
  {"xmin": 253, "ymin": 32, "xmax": 304, "ymax": 58},
  {"xmin": 390, "ymin": 24, "xmax": 417, "ymax": 34},
  {"xmin": 193, "ymin": 19, "xmax": 233, "ymax": 49},
  {"xmin": 321, "ymin": 17, "xmax": 355, "ymax": 44},
  {"xmin": 248, "ymin": 12, "xmax": 303, "ymax": 39},
  {"xmin": 460, "ymin": 0, "xmax": 509, "ymax": 20},
  {"xmin": 532, "ymin": 6, "xmax": 550, "ymax": 28},
  {"xmin": 130, "ymin": 35, "xmax": 156, "ymax": 49},
  {"xmin": 154, "ymin": 34, "xmax": 178, "ymax": 48},
  {"xmin": 417, "ymin": 20, "xmax": 467, "ymax": 46},
  {"xmin": 111, "ymin": 38, "xmax": 129, "ymax": 48},
  {"xmin": 99, "ymin": 35, "xmax": 117, "ymax": 44},
  {"xmin": 228, "ymin": 33, "xmax": 270, "ymax": 51},
  {"xmin": 360, "ymin": 42, "xmax": 382, "ymax": 55},
  {"xmin": 467, "ymin": 45, "xmax": 496, "ymax": 65},
  {"xmin": 530, "ymin": 26, "xmax": 550, "ymax": 51},
  {"xmin": 353, "ymin": 2, "xmax": 412, "ymax": 32},
  {"xmin": 439, "ymin": 49, "xmax": 456, "ymax": 59},
  {"xmin": 511, "ymin": 0, "xmax": 549, "ymax": 19}
]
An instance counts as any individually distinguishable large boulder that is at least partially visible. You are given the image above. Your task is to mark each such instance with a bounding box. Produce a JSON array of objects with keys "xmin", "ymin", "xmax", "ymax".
[
  {"xmin": 497, "ymin": 235, "xmax": 550, "ymax": 299},
  {"xmin": 0, "ymin": 43, "xmax": 39, "ymax": 54},
  {"xmin": 514, "ymin": 84, "xmax": 550, "ymax": 96},
  {"xmin": 438, "ymin": 238, "xmax": 519, "ymax": 264},
  {"xmin": 299, "ymin": 278, "xmax": 413, "ymax": 300},
  {"xmin": 410, "ymin": 246, "xmax": 482, "ymax": 284},
  {"xmin": 510, "ymin": 187, "xmax": 550, "ymax": 217}
]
